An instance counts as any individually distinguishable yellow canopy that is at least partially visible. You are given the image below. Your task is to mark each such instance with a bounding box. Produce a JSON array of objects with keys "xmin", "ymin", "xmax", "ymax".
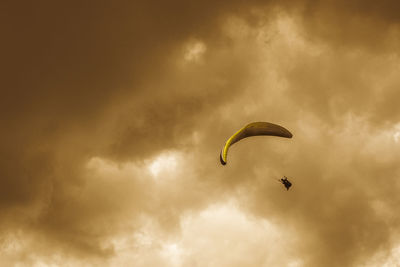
[{"xmin": 220, "ymin": 122, "xmax": 293, "ymax": 165}]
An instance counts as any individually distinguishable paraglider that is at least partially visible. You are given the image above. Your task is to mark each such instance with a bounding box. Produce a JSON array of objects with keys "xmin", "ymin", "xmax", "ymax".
[
  {"xmin": 280, "ymin": 176, "xmax": 292, "ymax": 190},
  {"xmin": 219, "ymin": 121, "xmax": 294, "ymax": 191},
  {"xmin": 219, "ymin": 121, "xmax": 293, "ymax": 165}
]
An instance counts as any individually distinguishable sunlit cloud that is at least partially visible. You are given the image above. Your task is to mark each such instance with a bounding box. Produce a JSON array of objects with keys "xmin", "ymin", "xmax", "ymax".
[
  {"xmin": 392, "ymin": 123, "xmax": 400, "ymax": 143},
  {"xmin": 394, "ymin": 132, "xmax": 400, "ymax": 143},
  {"xmin": 147, "ymin": 151, "xmax": 182, "ymax": 177},
  {"xmin": 183, "ymin": 40, "xmax": 207, "ymax": 62},
  {"xmin": 106, "ymin": 200, "xmax": 301, "ymax": 267}
]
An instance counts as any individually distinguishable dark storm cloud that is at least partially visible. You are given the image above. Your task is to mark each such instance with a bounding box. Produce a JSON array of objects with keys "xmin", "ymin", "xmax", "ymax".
[
  {"xmin": 285, "ymin": 0, "xmax": 400, "ymax": 55},
  {"xmin": 1, "ymin": 0, "xmax": 280, "ymax": 260},
  {"xmin": 2, "ymin": 0, "xmax": 400, "ymax": 266}
]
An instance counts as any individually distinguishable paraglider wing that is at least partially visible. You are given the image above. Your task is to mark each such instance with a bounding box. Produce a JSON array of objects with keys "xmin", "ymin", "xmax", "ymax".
[{"xmin": 220, "ymin": 122, "xmax": 292, "ymax": 165}]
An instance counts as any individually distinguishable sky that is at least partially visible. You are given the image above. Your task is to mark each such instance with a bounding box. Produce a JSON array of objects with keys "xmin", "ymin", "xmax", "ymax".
[{"xmin": 2, "ymin": 1, "xmax": 400, "ymax": 266}]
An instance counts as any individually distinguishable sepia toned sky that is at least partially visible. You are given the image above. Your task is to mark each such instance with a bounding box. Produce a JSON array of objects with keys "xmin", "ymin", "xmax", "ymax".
[{"xmin": 2, "ymin": 1, "xmax": 400, "ymax": 266}]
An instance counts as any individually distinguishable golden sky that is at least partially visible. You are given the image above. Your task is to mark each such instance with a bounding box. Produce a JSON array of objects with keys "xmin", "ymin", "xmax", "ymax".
[{"xmin": 2, "ymin": 1, "xmax": 400, "ymax": 266}]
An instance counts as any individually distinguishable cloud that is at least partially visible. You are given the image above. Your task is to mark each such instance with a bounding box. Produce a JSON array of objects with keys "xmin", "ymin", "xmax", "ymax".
[{"xmin": 2, "ymin": 1, "xmax": 400, "ymax": 266}]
